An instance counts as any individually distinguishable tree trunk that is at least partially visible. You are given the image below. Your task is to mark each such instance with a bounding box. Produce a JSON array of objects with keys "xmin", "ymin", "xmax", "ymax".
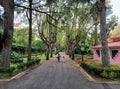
[
  {"xmin": 94, "ymin": 24, "xmax": 98, "ymax": 46},
  {"xmin": 100, "ymin": 0, "xmax": 110, "ymax": 67},
  {"xmin": 71, "ymin": 50, "xmax": 75, "ymax": 60},
  {"xmin": 50, "ymin": 47, "xmax": 53, "ymax": 57},
  {"xmin": 50, "ymin": 49, "xmax": 53, "ymax": 58},
  {"xmin": 46, "ymin": 45, "xmax": 49, "ymax": 60},
  {"xmin": 27, "ymin": 0, "xmax": 33, "ymax": 61},
  {"xmin": 50, "ymin": 52, "xmax": 53, "ymax": 57},
  {"xmin": 65, "ymin": 45, "xmax": 69, "ymax": 55},
  {"xmin": 81, "ymin": 54, "xmax": 84, "ymax": 62},
  {"xmin": 1, "ymin": 0, "xmax": 14, "ymax": 68}
]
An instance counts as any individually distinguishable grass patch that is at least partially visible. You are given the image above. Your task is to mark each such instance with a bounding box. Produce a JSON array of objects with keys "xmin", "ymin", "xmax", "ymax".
[
  {"xmin": 38, "ymin": 53, "xmax": 46, "ymax": 60},
  {"xmin": 10, "ymin": 64, "xmax": 18, "ymax": 68}
]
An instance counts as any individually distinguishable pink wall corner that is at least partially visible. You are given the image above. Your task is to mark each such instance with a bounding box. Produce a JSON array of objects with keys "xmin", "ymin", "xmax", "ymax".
[
  {"xmin": 111, "ymin": 49, "xmax": 120, "ymax": 63},
  {"xmin": 93, "ymin": 49, "xmax": 100, "ymax": 60}
]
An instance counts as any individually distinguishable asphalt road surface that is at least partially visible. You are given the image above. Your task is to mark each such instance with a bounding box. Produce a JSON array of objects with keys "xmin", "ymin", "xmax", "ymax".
[{"xmin": 0, "ymin": 53, "xmax": 120, "ymax": 89}]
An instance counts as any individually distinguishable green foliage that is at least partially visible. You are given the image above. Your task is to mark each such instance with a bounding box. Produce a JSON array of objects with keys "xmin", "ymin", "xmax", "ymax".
[
  {"xmin": 10, "ymin": 51, "xmax": 24, "ymax": 63},
  {"xmin": 81, "ymin": 62, "xmax": 120, "ymax": 79},
  {"xmin": 12, "ymin": 44, "xmax": 27, "ymax": 53},
  {"xmin": 0, "ymin": 66, "xmax": 16, "ymax": 74},
  {"xmin": 17, "ymin": 58, "xmax": 41, "ymax": 70},
  {"xmin": 100, "ymin": 70, "xmax": 108, "ymax": 78},
  {"xmin": 107, "ymin": 15, "xmax": 118, "ymax": 35},
  {"xmin": 11, "ymin": 51, "xmax": 21, "ymax": 59},
  {"xmin": 39, "ymin": 53, "xmax": 46, "ymax": 60},
  {"xmin": 0, "ymin": 58, "xmax": 40, "ymax": 79},
  {"xmin": 32, "ymin": 40, "xmax": 45, "ymax": 52},
  {"xmin": 13, "ymin": 28, "xmax": 29, "ymax": 46},
  {"xmin": 75, "ymin": 57, "xmax": 81, "ymax": 60},
  {"xmin": 75, "ymin": 42, "xmax": 92, "ymax": 55}
]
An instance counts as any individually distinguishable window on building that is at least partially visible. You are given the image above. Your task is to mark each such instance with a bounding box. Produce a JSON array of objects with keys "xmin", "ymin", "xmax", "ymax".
[
  {"xmin": 112, "ymin": 50, "xmax": 118, "ymax": 59},
  {"xmin": 96, "ymin": 50, "xmax": 100, "ymax": 57}
]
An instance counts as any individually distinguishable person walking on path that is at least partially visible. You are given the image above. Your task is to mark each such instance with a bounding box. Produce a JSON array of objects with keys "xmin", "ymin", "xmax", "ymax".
[
  {"xmin": 62, "ymin": 55, "xmax": 65, "ymax": 62},
  {"xmin": 57, "ymin": 53, "xmax": 61, "ymax": 62}
]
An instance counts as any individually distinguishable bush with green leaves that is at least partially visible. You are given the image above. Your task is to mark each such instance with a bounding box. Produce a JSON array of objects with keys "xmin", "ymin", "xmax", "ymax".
[
  {"xmin": 11, "ymin": 51, "xmax": 21, "ymax": 59},
  {"xmin": 10, "ymin": 51, "xmax": 27, "ymax": 64},
  {"xmin": 17, "ymin": 58, "xmax": 41, "ymax": 70},
  {"xmin": 81, "ymin": 62, "xmax": 120, "ymax": 79},
  {"xmin": 0, "ymin": 58, "xmax": 40, "ymax": 79},
  {"xmin": 75, "ymin": 43, "xmax": 92, "ymax": 55},
  {"xmin": 0, "ymin": 66, "xmax": 16, "ymax": 75}
]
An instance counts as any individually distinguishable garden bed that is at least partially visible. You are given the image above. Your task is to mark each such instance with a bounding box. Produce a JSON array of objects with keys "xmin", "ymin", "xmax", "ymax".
[
  {"xmin": 81, "ymin": 61, "xmax": 120, "ymax": 81},
  {"xmin": 0, "ymin": 58, "xmax": 41, "ymax": 79}
]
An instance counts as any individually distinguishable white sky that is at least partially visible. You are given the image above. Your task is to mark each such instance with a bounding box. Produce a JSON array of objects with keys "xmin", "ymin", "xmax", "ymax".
[{"xmin": 110, "ymin": 0, "xmax": 120, "ymax": 23}]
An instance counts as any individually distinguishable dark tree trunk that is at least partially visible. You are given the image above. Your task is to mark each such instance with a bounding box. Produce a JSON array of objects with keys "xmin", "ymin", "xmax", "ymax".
[
  {"xmin": 81, "ymin": 54, "xmax": 84, "ymax": 62},
  {"xmin": 71, "ymin": 50, "xmax": 75, "ymax": 60},
  {"xmin": 100, "ymin": 0, "xmax": 110, "ymax": 67},
  {"xmin": 50, "ymin": 49, "xmax": 53, "ymax": 57},
  {"xmin": 50, "ymin": 46, "xmax": 53, "ymax": 57},
  {"xmin": 28, "ymin": 0, "xmax": 33, "ymax": 61},
  {"xmin": 1, "ymin": 0, "xmax": 14, "ymax": 68},
  {"xmin": 46, "ymin": 45, "xmax": 49, "ymax": 60}
]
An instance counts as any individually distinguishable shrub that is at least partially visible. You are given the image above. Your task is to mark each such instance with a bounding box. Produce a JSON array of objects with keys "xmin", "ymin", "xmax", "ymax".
[
  {"xmin": 0, "ymin": 58, "xmax": 41, "ymax": 79},
  {"xmin": 0, "ymin": 67, "xmax": 8, "ymax": 73},
  {"xmin": 11, "ymin": 59, "xmax": 23, "ymax": 64},
  {"xmin": 81, "ymin": 62, "xmax": 120, "ymax": 79},
  {"xmin": 17, "ymin": 63, "xmax": 25, "ymax": 70},
  {"xmin": 0, "ymin": 66, "xmax": 16, "ymax": 75},
  {"xmin": 11, "ymin": 51, "xmax": 20, "ymax": 59},
  {"xmin": 17, "ymin": 58, "xmax": 41, "ymax": 70},
  {"xmin": 100, "ymin": 70, "xmax": 108, "ymax": 78},
  {"xmin": 109, "ymin": 72, "xmax": 118, "ymax": 79}
]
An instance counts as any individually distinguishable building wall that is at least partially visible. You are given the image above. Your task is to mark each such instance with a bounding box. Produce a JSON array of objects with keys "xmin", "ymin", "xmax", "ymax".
[
  {"xmin": 111, "ymin": 49, "xmax": 120, "ymax": 63},
  {"xmin": 93, "ymin": 48, "xmax": 120, "ymax": 63},
  {"xmin": 93, "ymin": 48, "xmax": 101, "ymax": 60}
]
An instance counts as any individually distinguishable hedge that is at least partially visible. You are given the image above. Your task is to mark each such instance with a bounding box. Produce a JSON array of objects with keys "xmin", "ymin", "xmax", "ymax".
[
  {"xmin": 17, "ymin": 59, "xmax": 41, "ymax": 70},
  {"xmin": 0, "ymin": 59, "xmax": 41, "ymax": 75},
  {"xmin": 81, "ymin": 62, "xmax": 120, "ymax": 79},
  {"xmin": 0, "ymin": 66, "xmax": 16, "ymax": 75}
]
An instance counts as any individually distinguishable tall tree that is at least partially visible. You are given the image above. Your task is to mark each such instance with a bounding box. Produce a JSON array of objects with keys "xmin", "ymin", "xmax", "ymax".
[
  {"xmin": 27, "ymin": 0, "xmax": 33, "ymax": 61},
  {"xmin": 36, "ymin": 13, "xmax": 58, "ymax": 60},
  {"xmin": 63, "ymin": 1, "xmax": 92, "ymax": 60},
  {"xmin": 99, "ymin": 0, "xmax": 110, "ymax": 67},
  {"xmin": 0, "ymin": 0, "xmax": 14, "ymax": 68},
  {"xmin": 0, "ymin": 7, "xmax": 3, "ymax": 52}
]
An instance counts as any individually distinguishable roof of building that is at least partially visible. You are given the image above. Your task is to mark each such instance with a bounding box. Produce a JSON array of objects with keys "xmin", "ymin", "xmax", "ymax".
[{"xmin": 93, "ymin": 37, "xmax": 120, "ymax": 49}]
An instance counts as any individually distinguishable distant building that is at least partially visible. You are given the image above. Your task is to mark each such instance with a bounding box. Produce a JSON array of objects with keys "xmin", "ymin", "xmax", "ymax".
[{"xmin": 93, "ymin": 36, "xmax": 120, "ymax": 63}]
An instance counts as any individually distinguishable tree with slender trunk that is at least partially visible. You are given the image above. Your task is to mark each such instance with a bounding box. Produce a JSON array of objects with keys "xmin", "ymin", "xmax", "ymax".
[
  {"xmin": 27, "ymin": 0, "xmax": 33, "ymax": 61},
  {"xmin": 0, "ymin": 0, "xmax": 14, "ymax": 68},
  {"xmin": 99, "ymin": 0, "xmax": 110, "ymax": 67}
]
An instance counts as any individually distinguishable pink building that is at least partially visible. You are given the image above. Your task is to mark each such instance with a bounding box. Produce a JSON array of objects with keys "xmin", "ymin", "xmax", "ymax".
[{"xmin": 93, "ymin": 37, "xmax": 120, "ymax": 63}]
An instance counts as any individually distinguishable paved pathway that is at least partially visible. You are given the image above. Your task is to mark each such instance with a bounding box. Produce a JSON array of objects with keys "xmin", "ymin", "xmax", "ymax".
[{"xmin": 0, "ymin": 52, "xmax": 120, "ymax": 89}]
